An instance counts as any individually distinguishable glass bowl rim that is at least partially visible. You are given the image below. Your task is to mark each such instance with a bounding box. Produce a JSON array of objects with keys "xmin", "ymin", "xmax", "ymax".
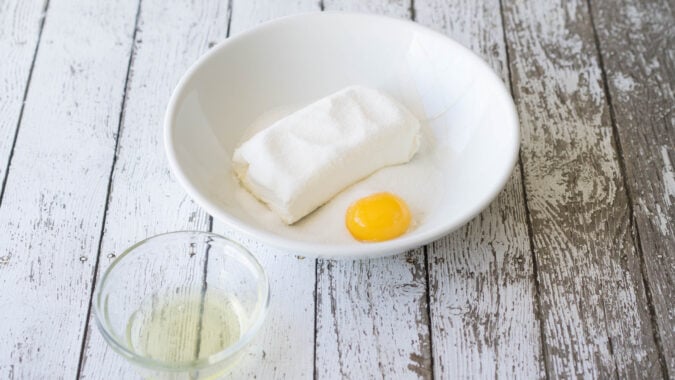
[{"xmin": 92, "ymin": 230, "xmax": 270, "ymax": 372}]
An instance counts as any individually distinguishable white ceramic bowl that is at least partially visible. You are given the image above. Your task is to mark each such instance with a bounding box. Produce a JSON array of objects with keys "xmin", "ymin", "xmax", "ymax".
[{"xmin": 165, "ymin": 12, "xmax": 519, "ymax": 259}]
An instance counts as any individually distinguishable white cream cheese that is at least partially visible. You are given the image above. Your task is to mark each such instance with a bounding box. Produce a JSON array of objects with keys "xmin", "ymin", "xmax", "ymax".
[{"xmin": 232, "ymin": 85, "xmax": 421, "ymax": 224}]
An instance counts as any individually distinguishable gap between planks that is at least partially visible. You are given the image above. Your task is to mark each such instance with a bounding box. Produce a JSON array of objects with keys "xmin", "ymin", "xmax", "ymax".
[
  {"xmin": 212, "ymin": 1, "xmax": 319, "ymax": 379},
  {"xmin": 315, "ymin": 2, "xmax": 432, "ymax": 379},
  {"xmin": 497, "ymin": 0, "xmax": 552, "ymax": 377},
  {"xmin": 416, "ymin": 0, "xmax": 543, "ymax": 378},
  {"xmin": 74, "ymin": 1, "xmax": 143, "ymax": 376},
  {"xmin": 0, "ymin": 0, "xmax": 49, "ymax": 207},
  {"xmin": 585, "ymin": 0, "xmax": 672, "ymax": 376},
  {"xmin": 0, "ymin": 0, "xmax": 143, "ymax": 377},
  {"xmin": 500, "ymin": 0, "xmax": 663, "ymax": 377},
  {"xmin": 586, "ymin": 2, "xmax": 668, "ymax": 376},
  {"xmin": 76, "ymin": 0, "xmax": 229, "ymax": 377}
]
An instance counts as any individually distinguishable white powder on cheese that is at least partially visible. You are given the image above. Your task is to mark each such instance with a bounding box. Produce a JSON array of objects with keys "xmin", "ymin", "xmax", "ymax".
[
  {"xmin": 233, "ymin": 86, "xmax": 421, "ymax": 224},
  {"xmin": 232, "ymin": 99, "xmax": 448, "ymax": 245}
]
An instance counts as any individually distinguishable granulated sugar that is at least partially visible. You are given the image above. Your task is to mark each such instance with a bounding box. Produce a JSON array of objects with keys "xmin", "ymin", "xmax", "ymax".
[
  {"xmin": 233, "ymin": 101, "xmax": 449, "ymax": 245},
  {"xmin": 232, "ymin": 86, "xmax": 421, "ymax": 224}
]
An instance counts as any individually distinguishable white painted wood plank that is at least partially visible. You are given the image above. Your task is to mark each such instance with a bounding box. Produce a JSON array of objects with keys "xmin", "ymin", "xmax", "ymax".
[
  {"xmin": 212, "ymin": 1, "xmax": 320, "ymax": 378},
  {"xmin": 0, "ymin": 0, "xmax": 46, "ymax": 192},
  {"xmin": 214, "ymin": 229, "xmax": 318, "ymax": 379},
  {"xmin": 229, "ymin": 0, "xmax": 319, "ymax": 33},
  {"xmin": 589, "ymin": 0, "xmax": 675, "ymax": 374},
  {"xmin": 77, "ymin": 0, "xmax": 230, "ymax": 378},
  {"xmin": 323, "ymin": 0, "xmax": 411, "ymax": 17},
  {"xmin": 0, "ymin": 0, "xmax": 138, "ymax": 378},
  {"xmin": 501, "ymin": 0, "xmax": 663, "ymax": 377},
  {"xmin": 315, "ymin": 249, "xmax": 432, "ymax": 379},
  {"xmin": 415, "ymin": 1, "xmax": 544, "ymax": 378},
  {"xmin": 313, "ymin": 2, "xmax": 432, "ymax": 379}
]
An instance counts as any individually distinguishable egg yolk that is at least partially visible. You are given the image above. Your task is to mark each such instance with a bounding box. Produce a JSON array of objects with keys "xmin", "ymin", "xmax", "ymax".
[{"xmin": 345, "ymin": 192, "xmax": 412, "ymax": 242}]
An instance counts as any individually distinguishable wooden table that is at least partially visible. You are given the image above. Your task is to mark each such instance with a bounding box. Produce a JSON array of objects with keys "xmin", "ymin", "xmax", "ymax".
[{"xmin": 1, "ymin": 0, "xmax": 672, "ymax": 378}]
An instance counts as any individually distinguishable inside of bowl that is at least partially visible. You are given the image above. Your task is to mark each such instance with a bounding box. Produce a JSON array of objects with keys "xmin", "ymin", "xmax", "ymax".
[{"xmin": 169, "ymin": 13, "xmax": 518, "ymax": 250}]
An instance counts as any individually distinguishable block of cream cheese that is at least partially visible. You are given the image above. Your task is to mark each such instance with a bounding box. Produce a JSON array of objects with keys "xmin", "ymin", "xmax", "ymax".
[{"xmin": 232, "ymin": 85, "xmax": 421, "ymax": 224}]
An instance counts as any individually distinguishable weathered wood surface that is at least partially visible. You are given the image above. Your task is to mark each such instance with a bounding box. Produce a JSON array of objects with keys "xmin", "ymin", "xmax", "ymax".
[
  {"xmin": 415, "ymin": 0, "xmax": 544, "ymax": 378},
  {"xmin": 212, "ymin": 1, "xmax": 319, "ymax": 379},
  {"xmin": 0, "ymin": 18, "xmax": 45, "ymax": 371},
  {"xmin": 589, "ymin": 0, "xmax": 674, "ymax": 375},
  {"xmin": 315, "ymin": 249, "xmax": 431, "ymax": 379},
  {"xmin": 215, "ymin": 228, "xmax": 318, "ymax": 379},
  {"xmin": 77, "ymin": 0, "xmax": 228, "ymax": 377},
  {"xmin": 314, "ymin": 2, "xmax": 433, "ymax": 379},
  {"xmin": 0, "ymin": 0, "xmax": 139, "ymax": 377},
  {"xmin": 323, "ymin": 0, "xmax": 412, "ymax": 16},
  {"xmin": 0, "ymin": 0, "xmax": 47, "ymax": 196},
  {"xmin": 0, "ymin": 0, "xmax": 672, "ymax": 378},
  {"xmin": 501, "ymin": 0, "xmax": 664, "ymax": 377},
  {"xmin": 229, "ymin": 0, "xmax": 318, "ymax": 33}
]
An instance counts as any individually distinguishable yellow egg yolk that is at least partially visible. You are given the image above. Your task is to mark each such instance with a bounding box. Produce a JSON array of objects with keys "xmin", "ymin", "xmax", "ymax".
[{"xmin": 345, "ymin": 192, "xmax": 412, "ymax": 242}]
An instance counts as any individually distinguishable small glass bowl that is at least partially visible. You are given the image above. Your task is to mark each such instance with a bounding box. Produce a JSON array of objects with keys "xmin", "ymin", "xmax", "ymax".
[{"xmin": 94, "ymin": 231, "xmax": 270, "ymax": 379}]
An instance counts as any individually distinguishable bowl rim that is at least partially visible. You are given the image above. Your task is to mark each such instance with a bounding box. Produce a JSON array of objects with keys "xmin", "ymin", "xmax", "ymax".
[
  {"xmin": 164, "ymin": 11, "xmax": 520, "ymax": 259},
  {"xmin": 92, "ymin": 231, "xmax": 271, "ymax": 371}
]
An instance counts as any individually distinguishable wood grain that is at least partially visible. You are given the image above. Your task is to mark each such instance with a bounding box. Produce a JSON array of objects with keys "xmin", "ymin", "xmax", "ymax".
[
  {"xmin": 315, "ymin": 249, "xmax": 432, "ymax": 379},
  {"xmin": 501, "ymin": 0, "xmax": 663, "ymax": 377},
  {"xmin": 211, "ymin": 1, "xmax": 320, "ymax": 379},
  {"xmin": 0, "ymin": 1, "xmax": 671, "ymax": 378},
  {"xmin": 0, "ymin": 0, "xmax": 47, "ymax": 195},
  {"xmin": 588, "ymin": 0, "xmax": 674, "ymax": 374},
  {"xmin": 415, "ymin": 0, "xmax": 544, "ymax": 378},
  {"xmin": 0, "ymin": 0, "xmax": 138, "ymax": 377},
  {"xmin": 229, "ymin": 0, "xmax": 319, "ymax": 34},
  {"xmin": 313, "ymin": 2, "xmax": 432, "ymax": 379},
  {"xmin": 215, "ymin": 228, "xmax": 318, "ymax": 379},
  {"xmin": 76, "ymin": 0, "xmax": 229, "ymax": 378},
  {"xmin": 323, "ymin": 0, "xmax": 411, "ymax": 17}
]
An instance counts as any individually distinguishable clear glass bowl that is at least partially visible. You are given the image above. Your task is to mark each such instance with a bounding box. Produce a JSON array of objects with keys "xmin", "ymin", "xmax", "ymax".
[{"xmin": 94, "ymin": 231, "xmax": 269, "ymax": 379}]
